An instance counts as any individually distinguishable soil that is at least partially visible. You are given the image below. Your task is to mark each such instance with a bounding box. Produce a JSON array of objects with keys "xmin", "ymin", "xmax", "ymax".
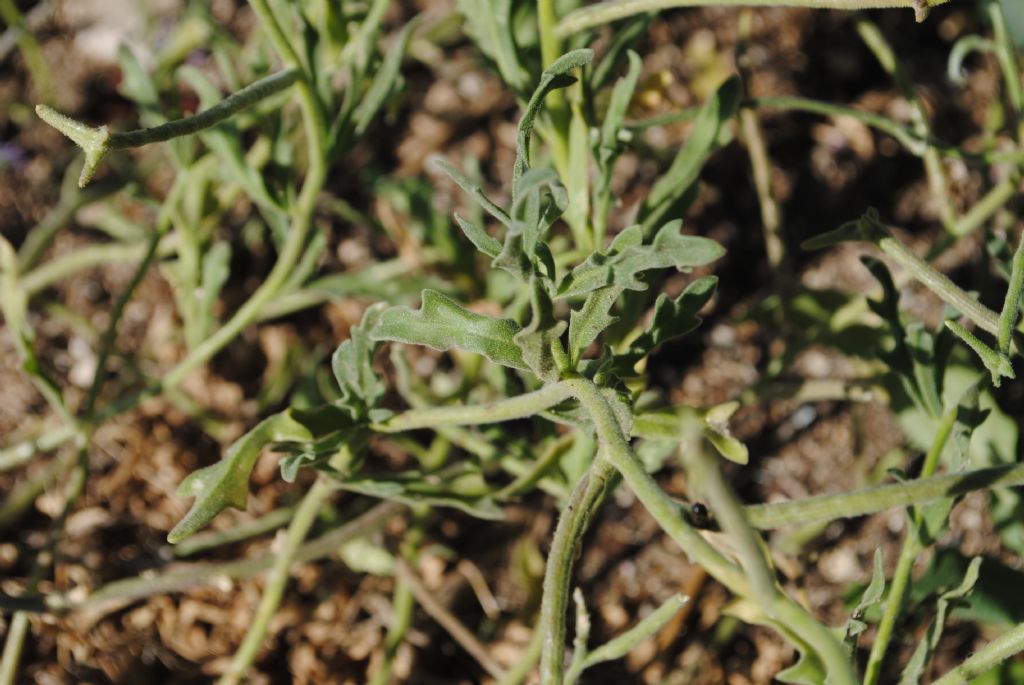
[{"xmin": 1, "ymin": 1, "xmax": 1020, "ymax": 684}]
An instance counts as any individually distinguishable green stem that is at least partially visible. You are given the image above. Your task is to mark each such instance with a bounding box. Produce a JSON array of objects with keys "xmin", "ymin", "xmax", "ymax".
[
  {"xmin": 932, "ymin": 621, "xmax": 1024, "ymax": 685},
  {"xmin": 863, "ymin": 406, "xmax": 956, "ymax": 685},
  {"xmin": 0, "ymin": 0, "xmax": 53, "ymax": 103},
  {"xmin": 160, "ymin": 0, "xmax": 328, "ymax": 393},
  {"xmin": 0, "ymin": 424, "xmax": 76, "ymax": 472},
  {"xmin": 19, "ymin": 242, "xmax": 155, "ymax": 295},
  {"xmin": 556, "ymin": 0, "xmax": 952, "ymax": 37},
  {"xmin": 746, "ymin": 462, "xmax": 1024, "ymax": 529},
  {"xmin": 498, "ymin": 624, "xmax": 544, "ymax": 685},
  {"xmin": 953, "ymin": 176, "xmax": 1018, "ymax": 238},
  {"xmin": 217, "ymin": 476, "xmax": 334, "ymax": 685},
  {"xmin": 565, "ymin": 379, "xmax": 857, "ymax": 685},
  {"xmin": 987, "ymin": 0, "xmax": 1024, "ymax": 119},
  {"xmin": 36, "ymin": 68, "xmax": 301, "ymax": 187},
  {"xmin": 538, "ymin": 459, "xmax": 616, "ymax": 685},
  {"xmin": 997, "ymin": 232, "xmax": 1024, "ymax": 354},
  {"xmin": 682, "ymin": 437, "xmax": 777, "ymax": 611},
  {"xmin": 750, "ymin": 96, "xmax": 929, "ymax": 156},
  {"xmin": 536, "ymin": 0, "xmax": 573, "ymax": 227},
  {"xmin": 16, "ymin": 173, "xmax": 124, "ymax": 271},
  {"xmin": 373, "ymin": 382, "xmax": 577, "ymax": 433},
  {"xmin": 875, "ymin": 229, "xmax": 1002, "ymax": 336},
  {"xmin": 0, "ymin": 225, "xmax": 160, "ymax": 680},
  {"xmin": 367, "ymin": 522, "xmax": 422, "ymax": 685}
]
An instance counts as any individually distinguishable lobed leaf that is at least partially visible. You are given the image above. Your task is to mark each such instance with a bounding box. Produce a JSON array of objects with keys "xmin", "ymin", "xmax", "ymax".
[
  {"xmin": 370, "ymin": 289, "xmax": 528, "ymax": 370},
  {"xmin": 559, "ymin": 221, "xmax": 724, "ymax": 299},
  {"xmin": 168, "ymin": 411, "xmax": 315, "ymax": 543},
  {"xmin": 898, "ymin": 557, "xmax": 982, "ymax": 685},
  {"xmin": 629, "ymin": 275, "xmax": 718, "ymax": 358},
  {"xmin": 844, "ymin": 550, "xmax": 887, "ymax": 651},
  {"xmin": 332, "ymin": 304, "xmax": 387, "ymax": 419},
  {"xmin": 513, "ymin": 49, "xmax": 594, "ymax": 195}
]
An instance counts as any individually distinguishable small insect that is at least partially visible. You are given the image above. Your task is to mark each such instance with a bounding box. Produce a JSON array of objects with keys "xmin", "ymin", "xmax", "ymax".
[{"xmin": 689, "ymin": 501, "xmax": 714, "ymax": 530}]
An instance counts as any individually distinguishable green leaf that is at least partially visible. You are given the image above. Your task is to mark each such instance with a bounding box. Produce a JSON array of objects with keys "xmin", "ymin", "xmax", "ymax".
[
  {"xmin": 568, "ymin": 285, "xmax": 622, "ymax": 367},
  {"xmin": 514, "ymin": 277, "xmax": 568, "ymax": 381},
  {"xmin": 115, "ymin": 44, "xmax": 160, "ymax": 114},
  {"xmin": 862, "ymin": 257, "xmax": 945, "ymax": 417},
  {"xmin": 638, "ymin": 75, "xmax": 741, "ymax": 232},
  {"xmin": 702, "ymin": 401, "xmax": 749, "ymax": 465},
  {"xmin": 559, "ymin": 220, "xmax": 724, "ymax": 299},
  {"xmin": 168, "ymin": 411, "xmax": 314, "ymax": 543},
  {"xmin": 802, "ymin": 213, "xmax": 884, "ymax": 251},
  {"xmin": 455, "ymin": 0, "xmax": 526, "ymax": 91},
  {"xmin": 844, "ymin": 550, "xmax": 886, "ymax": 651},
  {"xmin": 454, "ymin": 213, "xmax": 502, "ymax": 258},
  {"xmin": 726, "ymin": 597, "xmax": 828, "ymax": 685},
  {"xmin": 435, "ymin": 157, "xmax": 512, "ymax": 228},
  {"xmin": 513, "ymin": 48, "xmax": 594, "ymax": 194},
  {"xmin": 353, "ymin": 18, "xmax": 416, "ymax": 135},
  {"xmin": 598, "ymin": 51, "xmax": 643, "ymax": 162},
  {"xmin": 371, "ymin": 289, "xmax": 527, "ymax": 370},
  {"xmin": 332, "ymin": 304, "xmax": 386, "ymax": 419},
  {"xmin": 630, "ymin": 275, "xmax": 717, "ymax": 357},
  {"xmin": 590, "ymin": 19, "xmax": 650, "ymax": 92},
  {"xmin": 897, "ymin": 556, "xmax": 982, "ymax": 685}
]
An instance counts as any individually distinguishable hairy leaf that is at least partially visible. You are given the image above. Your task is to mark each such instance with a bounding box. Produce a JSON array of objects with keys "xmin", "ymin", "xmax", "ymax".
[
  {"xmin": 169, "ymin": 411, "xmax": 315, "ymax": 543},
  {"xmin": 455, "ymin": 0, "xmax": 525, "ymax": 91},
  {"xmin": 371, "ymin": 289, "xmax": 527, "ymax": 370},
  {"xmin": 454, "ymin": 213, "xmax": 501, "ymax": 258},
  {"xmin": 568, "ymin": 285, "xmax": 621, "ymax": 366},
  {"xmin": 435, "ymin": 157, "xmax": 512, "ymax": 228},
  {"xmin": 513, "ymin": 49, "xmax": 594, "ymax": 194},
  {"xmin": 575, "ymin": 594, "xmax": 687, "ymax": 677},
  {"xmin": 630, "ymin": 275, "xmax": 717, "ymax": 357},
  {"xmin": 703, "ymin": 401, "xmax": 749, "ymax": 465},
  {"xmin": 332, "ymin": 304, "xmax": 387, "ymax": 419},
  {"xmin": 559, "ymin": 221, "xmax": 724, "ymax": 299},
  {"xmin": 514, "ymin": 277, "xmax": 568, "ymax": 381}
]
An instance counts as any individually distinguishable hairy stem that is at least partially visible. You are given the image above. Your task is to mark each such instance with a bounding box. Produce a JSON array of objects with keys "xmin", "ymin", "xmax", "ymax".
[
  {"xmin": 565, "ymin": 378, "xmax": 857, "ymax": 684},
  {"xmin": 745, "ymin": 462, "xmax": 1024, "ymax": 529},
  {"xmin": 932, "ymin": 621, "xmax": 1024, "ymax": 685},
  {"xmin": 877, "ymin": 232, "xmax": 1001, "ymax": 334},
  {"xmin": 538, "ymin": 459, "xmax": 616, "ymax": 684}
]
